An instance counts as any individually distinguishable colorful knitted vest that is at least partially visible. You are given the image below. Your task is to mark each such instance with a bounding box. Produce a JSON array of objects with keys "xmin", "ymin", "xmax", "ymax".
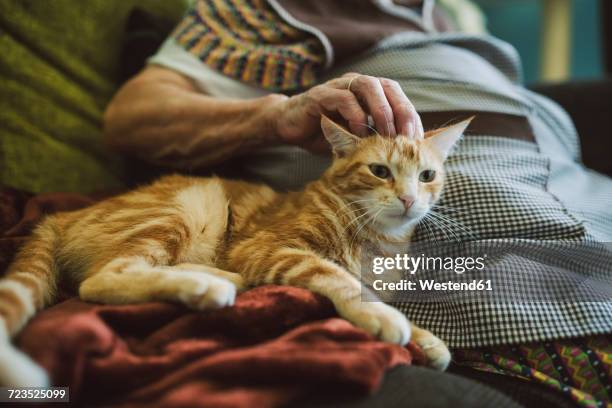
[{"xmin": 171, "ymin": 0, "xmax": 326, "ymax": 92}]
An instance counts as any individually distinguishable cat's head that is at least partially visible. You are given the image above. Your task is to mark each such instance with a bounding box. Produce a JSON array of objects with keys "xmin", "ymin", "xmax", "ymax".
[{"xmin": 321, "ymin": 115, "xmax": 472, "ymax": 239}]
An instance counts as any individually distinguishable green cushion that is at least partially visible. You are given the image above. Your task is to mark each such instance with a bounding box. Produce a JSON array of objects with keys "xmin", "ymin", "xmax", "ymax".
[{"xmin": 0, "ymin": 0, "xmax": 187, "ymax": 193}]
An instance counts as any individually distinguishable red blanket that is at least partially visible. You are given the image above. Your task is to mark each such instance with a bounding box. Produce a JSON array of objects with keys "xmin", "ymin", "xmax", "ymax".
[{"xmin": 1, "ymin": 188, "xmax": 423, "ymax": 407}]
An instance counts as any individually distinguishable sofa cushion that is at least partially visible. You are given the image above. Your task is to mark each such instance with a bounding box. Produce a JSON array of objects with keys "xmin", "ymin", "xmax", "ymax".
[{"xmin": 0, "ymin": 0, "xmax": 187, "ymax": 193}]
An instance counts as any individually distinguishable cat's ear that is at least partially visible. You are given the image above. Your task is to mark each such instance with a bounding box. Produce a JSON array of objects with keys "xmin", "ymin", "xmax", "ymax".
[
  {"xmin": 424, "ymin": 116, "xmax": 473, "ymax": 160},
  {"xmin": 321, "ymin": 115, "xmax": 360, "ymax": 157}
]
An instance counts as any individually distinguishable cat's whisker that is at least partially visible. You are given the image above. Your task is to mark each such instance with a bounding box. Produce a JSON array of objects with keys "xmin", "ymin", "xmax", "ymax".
[
  {"xmin": 349, "ymin": 207, "xmax": 384, "ymax": 253},
  {"xmin": 338, "ymin": 207, "xmax": 372, "ymax": 220},
  {"xmin": 336, "ymin": 206, "xmax": 371, "ymax": 221},
  {"xmin": 427, "ymin": 220, "xmax": 441, "ymax": 244},
  {"xmin": 428, "ymin": 210, "xmax": 477, "ymax": 239},
  {"xmin": 342, "ymin": 198, "xmax": 380, "ymax": 205},
  {"xmin": 427, "ymin": 212, "xmax": 465, "ymax": 242},
  {"xmin": 426, "ymin": 211, "xmax": 476, "ymax": 242},
  {"xmin": 432, "ymin": 203, "xmax": 474, "ymax": 213},
  {"xmin": 431, "ymin": 204, "xmax": 465, "ymax": 213},
  {"xmin": 425, "ymin": 212, "xmax": 462, "ymax": 242},
  {"xmin": 337, "ymin": 198, "xmax": 379, "ymax": 208},
  {"xmin": 334, "ymin": 199, "xmax": 380, "ymax": 220},
  {"xmin": 342, "ymin": 209, "xmax": 375, "ymax": 235},
  {"xmin": 341, "ymin": 205, "xmax": 379, "ymax": 235},
  {"xmin": 348, "ymin": 205, "xmax": 382, "ymax": 241},
  {"xmin": 423, "ymin": 214, "xmax": 455, "ymax": 242},
  {"xmin": 355, "ymin": 122, "xmax": 380, "ymax": 136},
  {"xmin": 335, "ymin": 198, "xmax": 379, "ymax": 213},
  {"xmin": 419, "ymin": 217, "xmax": 439, "ymax": 244},
  {"xmin": 431, "ymin": 204, "xmax": 469, "ymax": 214},
  {"xmin": 370, "ymin": 208, "xmax": 386, "ymax": 240}
]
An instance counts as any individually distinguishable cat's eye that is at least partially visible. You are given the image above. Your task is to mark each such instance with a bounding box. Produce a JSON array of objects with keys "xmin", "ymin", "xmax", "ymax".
[
  {"xmin": 369, "ymin": 164, "xmax": 391, "ymax": 179},
  {"xmin": 419, "ymin": 169, "xmax": 436, "ymax": 182}
]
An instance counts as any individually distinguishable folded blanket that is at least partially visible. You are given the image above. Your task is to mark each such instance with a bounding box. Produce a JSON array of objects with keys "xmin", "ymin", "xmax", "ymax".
[
  {"xmin": 17, "ymin": 288, "xmax": 421, "ymax": 407},
  {"xmin": 1, "ymin": 187, "xmax": 423, "ymax": 407}
]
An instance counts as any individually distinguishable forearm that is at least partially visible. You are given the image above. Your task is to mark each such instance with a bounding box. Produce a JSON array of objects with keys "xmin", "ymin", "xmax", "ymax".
[
  {"xmin": 103, "ymin": 67, "xmax": 287, "ymax": 169},
  {"xmin": 104, "ymin": 68, "xmax": 423, "ymax": 168}
]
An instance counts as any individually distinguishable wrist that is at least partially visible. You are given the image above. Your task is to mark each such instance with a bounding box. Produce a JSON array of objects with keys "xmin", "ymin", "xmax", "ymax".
[{"xmin": 257, "ymin": 93, "xmax": 289, "ymax": 144}]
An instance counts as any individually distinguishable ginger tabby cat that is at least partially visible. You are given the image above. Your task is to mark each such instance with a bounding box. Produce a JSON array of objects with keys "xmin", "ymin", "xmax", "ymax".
[{"xmin": 0, "ymin": 116, "xmax": 471, "ymax": 386}]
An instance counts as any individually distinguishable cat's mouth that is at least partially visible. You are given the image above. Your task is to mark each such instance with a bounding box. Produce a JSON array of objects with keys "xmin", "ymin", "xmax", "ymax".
[
  {"xmin": 388, "ymin": 210, "xmax": 414, "ymax": 220},
  {"xmin": 388, "ymin": 207, "xmax": 426, "ymax": 222}
]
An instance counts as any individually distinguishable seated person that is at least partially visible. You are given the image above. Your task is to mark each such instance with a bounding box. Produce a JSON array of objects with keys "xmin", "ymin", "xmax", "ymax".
[{"xmin": 104, "ymin": 1, "xmax": 612, "ymax": 406}]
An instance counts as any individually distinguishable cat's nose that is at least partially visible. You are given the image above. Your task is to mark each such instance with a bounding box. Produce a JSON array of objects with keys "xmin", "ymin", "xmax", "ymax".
[{"xmin": 398, "ymin": 195, "xmax": 415, "ymax": 209}]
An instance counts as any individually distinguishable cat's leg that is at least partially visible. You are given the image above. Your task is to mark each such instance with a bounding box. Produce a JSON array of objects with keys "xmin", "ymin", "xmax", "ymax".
[
  {"xmin": 242, "ymin": 248, "xmax": 411, "ymax": 345},
  {"xmin": 173, "ymin": 263, "xmax": 245, "ymax": 290},
  {"xmin": 79, "ymin": 258, "xmax": 236, "ymax": 309},
  {"xmin": 410, "ymin": 324, "xmax": 451, "ymax": 371}
]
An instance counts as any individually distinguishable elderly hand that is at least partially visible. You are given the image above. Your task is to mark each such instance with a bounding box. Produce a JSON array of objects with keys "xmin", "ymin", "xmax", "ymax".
[{"xmin": 269, "ymin": 73, "xmax": 424, "ymax": 153}]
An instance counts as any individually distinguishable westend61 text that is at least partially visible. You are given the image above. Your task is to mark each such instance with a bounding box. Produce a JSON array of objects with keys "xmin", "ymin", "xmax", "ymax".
[{"xmin": 373, "ymin": 279, "xmax": 493, "ymax": 292}]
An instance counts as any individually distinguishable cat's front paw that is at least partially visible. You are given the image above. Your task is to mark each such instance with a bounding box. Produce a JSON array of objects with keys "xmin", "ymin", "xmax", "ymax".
[
  {"xmin": 338, "ymin": 301, "xmax": 411, "ymax": 345},
  {"xmin": 174, "ymin": 272, "xmax": 236, "ymax": 310},
  {"xmin": 411, "ymin": 325, "xmax": 451, "ymax": 371}
]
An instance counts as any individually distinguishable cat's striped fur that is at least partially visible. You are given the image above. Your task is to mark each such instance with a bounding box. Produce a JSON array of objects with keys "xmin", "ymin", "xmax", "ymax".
[{"xmin": 0, "ymin": 116, "xmax": 470, "ymax": 386}]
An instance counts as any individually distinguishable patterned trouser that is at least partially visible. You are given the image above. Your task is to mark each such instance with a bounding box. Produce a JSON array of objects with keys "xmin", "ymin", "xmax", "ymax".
[{"xmin": 454, "ymin": 335, "xmax": 612, "ymax": 408}]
